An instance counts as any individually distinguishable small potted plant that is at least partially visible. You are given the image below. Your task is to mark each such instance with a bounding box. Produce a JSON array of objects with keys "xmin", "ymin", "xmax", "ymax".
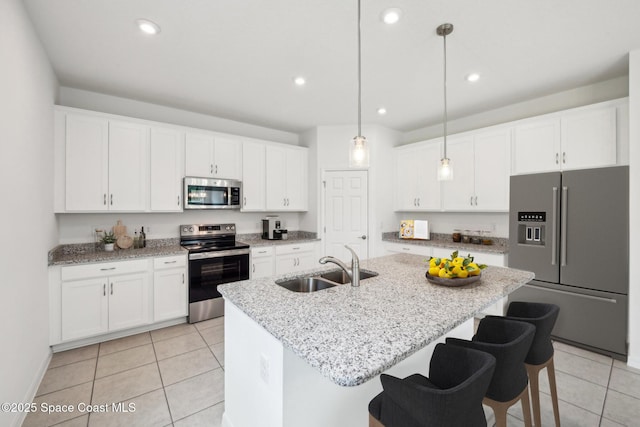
[{"xmin": 101, "ymin": 231, "xmax": 116, "ymax": 252}]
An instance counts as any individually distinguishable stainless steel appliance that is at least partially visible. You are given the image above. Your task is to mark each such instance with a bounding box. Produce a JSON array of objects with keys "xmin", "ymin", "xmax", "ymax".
[
  {"xmin": 180, "ymin": 223, "xmax": 250, "ymax": 323},
  {"xmin": 183, "ymin": 177, "xmax": 242, "ymax": 209},
  {"xmin": 262, "ymin": 216, "xmax": 288, "ymax": 240},
  {"xmin": 508, "ymin": 166, "xmax": 629, "ymax": 359}
]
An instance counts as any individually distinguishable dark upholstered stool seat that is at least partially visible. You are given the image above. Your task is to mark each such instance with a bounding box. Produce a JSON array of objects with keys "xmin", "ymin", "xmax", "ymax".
[
  {"xmin": 368, "ymin": 343, "xmax": 496, "ymax": 427},
  {"xmin": 502, "ymin": 301, "xmax": 561, "ymax": 427},
  {"xmin": 446, "ymin": 317, "xmax": 536, "ymax": 427}
]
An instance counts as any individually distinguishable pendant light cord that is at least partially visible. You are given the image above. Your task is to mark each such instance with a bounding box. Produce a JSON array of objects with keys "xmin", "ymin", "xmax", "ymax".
[
  {"xmin": 357, "ymin": 0, "xmax": 362, "ymax": 138},
  {"xmin": 443, "ymin": 30, "xmax": 448, "ymax": 159}
]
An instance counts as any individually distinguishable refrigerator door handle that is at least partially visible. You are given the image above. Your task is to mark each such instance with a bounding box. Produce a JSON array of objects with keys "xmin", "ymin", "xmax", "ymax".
[
  {"xmin": 552, "ymin": 187, "xmax": 558, "ymax": 265},
  {"xmin": 561, "ymin": 186, "xmax": 568, "ymax": 266},
  {"xmin": 522, "ymin": 284, "xmax": 618, "ymax": 304}
]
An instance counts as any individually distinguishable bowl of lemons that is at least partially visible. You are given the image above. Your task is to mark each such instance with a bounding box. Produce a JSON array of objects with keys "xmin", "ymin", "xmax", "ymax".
[{"xmin": 425, "ymin": 250, "xmax": 487, "ymax": 287}]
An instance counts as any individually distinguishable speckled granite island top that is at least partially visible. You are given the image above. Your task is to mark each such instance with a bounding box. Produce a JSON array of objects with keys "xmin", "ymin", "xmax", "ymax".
[{"xmin": 219, "ymin": 253, "xmax": 533, "ymax": 387}]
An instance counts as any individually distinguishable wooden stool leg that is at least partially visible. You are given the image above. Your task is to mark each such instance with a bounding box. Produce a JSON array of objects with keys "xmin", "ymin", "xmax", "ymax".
[
  {"xmin": 483, "ymin": 398, "xmax": 510, "ymax": 427},
  {"xmin": 520, "ymin": 386, "xmax": 533, "ymax": 427},
  {"xmin": 369, "ymin": 413, "xmax": 385, "ymax": 427},
  {"xmin": 526, "ymin": 364, "xmax": 543, "ymax": 427},
  {"xmin": 547, "ymin": 357, "xmax": 561, "ymax": 427}
]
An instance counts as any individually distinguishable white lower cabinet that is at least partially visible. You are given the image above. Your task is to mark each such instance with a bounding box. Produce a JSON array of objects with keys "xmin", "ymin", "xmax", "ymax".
[
  {"xmin": 52, "ymin": 255, "xmax": 188, "ymax": 345},
  {"xmin": 60, "ymin": 260, "xmax": 150, "ymax": 342},
  {"xmin": 153, "ymin": 255, "xmax": 188, "ymax": 322},
  {"xmin": 251, "ymin": 247, "xmax": 274, "ymax": 279},
  {"xmin": 275, "ymin": 242, "xmax": 318, "ymax": 275},
  {"xmin": 384, "ymin": 242, "xmax": 431, "ymax": 257}
]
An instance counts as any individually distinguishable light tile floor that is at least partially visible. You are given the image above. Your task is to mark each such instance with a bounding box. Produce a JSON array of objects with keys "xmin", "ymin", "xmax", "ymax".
[{"xmin": 24, "ymin": 316, "xmax": 640, "ymax": 426}]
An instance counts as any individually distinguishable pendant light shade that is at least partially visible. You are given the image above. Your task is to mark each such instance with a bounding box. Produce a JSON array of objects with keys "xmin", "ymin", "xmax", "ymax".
[
  {"xmin": 349, "ymin": 0, "xmax": 369, "ymax": 168},
  {"xmin": 437, "ymin": 23, "xmax": 453, "ymax": 181}
]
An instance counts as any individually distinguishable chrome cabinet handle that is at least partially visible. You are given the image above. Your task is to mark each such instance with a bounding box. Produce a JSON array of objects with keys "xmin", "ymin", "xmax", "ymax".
[
  {"xmin": 215, "ymin": 165, "xmax": 218, "ymax": 174},
  {"xmin": 360, "ymin": 235, "xmax": 367, "ymax": 240},
  {"xmin": 210, "ymin": 164, "xmax": 213, "ymax": 174},
  {"xmin": 402, "ymin": 247, "xmax": 410, "ymax": 251},
  {"xmin": 417, "ymin": 198, "xmax": 420, "ymax": 207},
  {"xmin": 474, "ymin": 196, "xmax": 478, "ymax": 205},
  {"xmin": 110, "ymin": 283, "xmax": 114, "ymax": 295},
  {"xmin": 100, "ymin": 267, "xmax": 116, "ymax": 271},
  {"xmin": 413, "ymin": 198, "xmax": 417, "ymax": 207},
  {"xmin": 103, "ymin": 284, "xmax": 106, "ymax": 296},
  {"xmin": 103, "ymin": 194, "xmax": 107, "ymax": 205},
  {"xmin": 110, "ymin": 194, "xmax": 113, "ymax": 205},
  {"xmin": 177, "ymin": 195, "xmax": 180, "ymax": 206},
  {"xmin": 283, "ymin": 198, "xmax": 286, "ymax": 206},
  {"xmin": 555, "ymin": 153, "xmax": 559, "ymax": 164},
  {"xmin": 244, "ymin": 197, "xmax": 247, "ymax": 206},
  {"xmin": 182, "ymin": 273, "xmax": 185, "ymax": 284},
  {"xmin": 470, "ymin": 196, "xmax": 473, "ymax": 206},
  {"xmin": 252, "ymin": 264, "xmax": 255, "ymax": 273},
  {"xmin": 563, "ymin": 152, "xmax": 566, "ymax": 164},
  {"xmin": 164, "ymin": 260, "xmax": 177, "ymax": 264}
]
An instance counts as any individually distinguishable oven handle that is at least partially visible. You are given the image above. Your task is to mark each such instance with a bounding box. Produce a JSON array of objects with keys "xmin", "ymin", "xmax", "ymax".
[{"xmin": 189, "ymin": 248, "xmax": 250, "ymax": 260}]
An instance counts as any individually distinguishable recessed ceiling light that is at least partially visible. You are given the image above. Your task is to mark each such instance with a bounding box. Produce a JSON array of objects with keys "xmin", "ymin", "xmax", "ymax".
[
  {"xmin": 466, "ymin": 73, "xmax": 480, "ymax": 82},
  {"xmin": 136, "ymin": 19, "xmax": 161, "ymax": 35},
  {"xmin": 377, "ymin": 107, "xmax": 387, "ymax": 115},
  {"xmin": 293, "ymin": 76, "xmax": 306, "ymax": 86},
  {"xmin": 381, "ymin": 8, "xmax": 402, "ymax": 25}
]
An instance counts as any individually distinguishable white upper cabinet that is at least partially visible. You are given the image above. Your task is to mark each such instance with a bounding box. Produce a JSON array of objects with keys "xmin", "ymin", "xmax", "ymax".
[
  {"xmin": 442, "ymin": 127, "xmax": 511, "ymax": 211},
  {"xmin": 242, "ymin": 140, "xmax": 266, "ymax": 211},
  {"xmin": 513, "ymin": 101, "xmax": 619, "ymax": 174},
  {"xmin": 64, "ymin": 113, "xmax": 149, "ymax": 212},
  {"xmin": 265, "ymin": 145, "xmax": 308, "ymax": 211},
  {"xmin": 65, "ymin": 113, "xmax": 109, "ymax": 211},
  {"xmin": 185, "ymin": 132, "xmax": 241, "ymax": 180},
  {"xmin": 108, "ymin": 121, "xmax": 150, "ymax": 211},
  {"xmin": 150, "ymin": 126, "xmax": 184, "ymax": 211},
  {"xmin": 395, "ymin": 141, "xmax": 441, "ymax": 211}
]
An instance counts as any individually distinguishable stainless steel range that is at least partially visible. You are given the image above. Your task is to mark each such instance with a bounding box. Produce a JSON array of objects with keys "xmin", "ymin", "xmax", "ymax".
[{"xmin": 180, "ymin": 223, "xmax": 250, "ymax": 323}]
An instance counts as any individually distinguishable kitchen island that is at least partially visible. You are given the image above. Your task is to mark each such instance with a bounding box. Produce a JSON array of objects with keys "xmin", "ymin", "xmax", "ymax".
[{"xmin": 218, "ymin": 253, "xmax": 534, "ymax": 427}]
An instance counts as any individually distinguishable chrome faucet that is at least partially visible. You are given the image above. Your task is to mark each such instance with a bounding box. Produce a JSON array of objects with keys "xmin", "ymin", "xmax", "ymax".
[{"xmin": 319, "ymin": 245, "xmax": 360, "ymax": 287}]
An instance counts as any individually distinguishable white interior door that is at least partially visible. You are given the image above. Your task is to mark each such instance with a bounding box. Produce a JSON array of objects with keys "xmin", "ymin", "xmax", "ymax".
[{"xmin": 324, "ymin": 170, "xmax": 369, "ymax": 262}]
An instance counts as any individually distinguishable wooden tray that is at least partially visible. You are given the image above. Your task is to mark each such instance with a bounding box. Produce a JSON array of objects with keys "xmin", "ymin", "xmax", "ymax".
[{"xmin": 425, "ymin": 272, "xmax": 481, "ymax": 287}]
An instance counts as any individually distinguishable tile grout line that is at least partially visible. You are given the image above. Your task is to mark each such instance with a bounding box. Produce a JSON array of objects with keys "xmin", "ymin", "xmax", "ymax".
[
  {"xmin": 87, "ymin": 346, "xmax": 100, "ymax": 426},
  {"xmin": 152, "ymin": 337, "xmax": 176, "ymax": 425},
  {"xmin": 597, "ymin": 359, "xmax": 614, "ymax": 427}
]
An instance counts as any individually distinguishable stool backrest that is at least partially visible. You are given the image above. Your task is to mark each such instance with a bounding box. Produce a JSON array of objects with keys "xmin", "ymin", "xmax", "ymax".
[{"xmin": 506, "ymin": 301, "xmax": 560, "ymax": 365}]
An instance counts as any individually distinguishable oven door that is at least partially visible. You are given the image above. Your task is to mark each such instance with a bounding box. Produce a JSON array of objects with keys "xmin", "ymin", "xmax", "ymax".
[{"xmin": 188, "ymin": 249, "xmax": 250, "ymax": 303}]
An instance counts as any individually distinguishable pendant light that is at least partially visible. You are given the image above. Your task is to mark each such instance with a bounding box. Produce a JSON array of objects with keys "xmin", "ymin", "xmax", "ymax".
[
  {"xmin": 437, "ymin": 23, "xmax": 453, "ymax": 181},
  {"xmin": 349, "ymin": 0, "xmax": 369, "ymax": 168}
]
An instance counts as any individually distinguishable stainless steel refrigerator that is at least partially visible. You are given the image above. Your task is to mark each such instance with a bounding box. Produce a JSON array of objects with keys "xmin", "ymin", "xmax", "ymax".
[{"xmin": 508, "ymin": 166, "xmax": 629, "ymax": 359}]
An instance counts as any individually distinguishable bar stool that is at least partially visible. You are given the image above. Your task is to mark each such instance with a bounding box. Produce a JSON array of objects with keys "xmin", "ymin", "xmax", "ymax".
[
  {"xmin": 446, "ymin": 317, "xmax": 536, "ymax": 427},
  {"xmin": 502, "ymin": 301, "xmax": 561, "ymax": 427},
  {"xmin": 368, "ymin": 343, "xmax": 496, "ymax": 427}
]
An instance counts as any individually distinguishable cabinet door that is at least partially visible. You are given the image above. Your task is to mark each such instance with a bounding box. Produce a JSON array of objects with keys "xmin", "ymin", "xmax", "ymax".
[
  {"xmin": 154, "ymin": 268, "xmax": 187, "ymax": 321},
  {"xmin": 561, "ymin": 107, "xmax": 616, "ymax": 170},
  {"xmin": 296, "ymin": 252, "xmax": 317, "ymax": 271},
  {"xmin": 150, "ymin": 127, "xmax": 184, "ymax": 211},
  {"xmin": 415, "ymin": 142, "xmax": 442, "ymax": 211},
  {"xmin": 441, "ymin": 136, "xmax": 475, "ymax": 211},
  {"xmin": 275, "ymin": 254, "xmax": 297, "ymax": 275},
  {"xmin": 108, "ymin": 272, "xmax": 150, "ymax": 332},
  {"xmin": 395, "ymin": 147, "xmax": 421, "ymax": 211},
  {"xmin": 242, "ymin": 141, "xmax": 266, "ymax": 211},
  {"xmin": 252, "ymin": 256, "xmax": 274, "ymax": 279},
  {"xmin": 108, "ymin": 121, "xmax": 150, "ymax": 211},
  {"xmin": 185, "ymin": 132, "xmax": 215, "ymax": 177},
  {"xmin": 214, "ymin": 136, "xmax": 242, "ymax": 179},
  {"xmin": 513, "ymin": 118, "xmax": 561, "ymax": 174},
  {"xmin": 265, "ymin": 145, "xmax": 288, "ymax": 210},
  {"xmin": 285, "ymin": 148, "xmax": 308, "ymax": 211},
  {"xmin": 65, "ymin": 114, "xmax": 109, "ymax": 211},
  {"xmin": 61, "ymin": 278, "xmax": 108, "ymax": 341},
  {"xmin": 474, "ymin": 129, "xmax": 511, "ymax": 211}
]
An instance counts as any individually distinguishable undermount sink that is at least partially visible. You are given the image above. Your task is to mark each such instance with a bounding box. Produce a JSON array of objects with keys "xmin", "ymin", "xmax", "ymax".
[
  {"xmin": 275, "ymin": 269, "xmax": 378, "ymax": 292},
  {"xmin": 275, "ymin": 276, "xmax": 337, "ymax": 293},
  {"xmin": 320, "ymin": 269, "xmax": 379, "ymax": 284}
]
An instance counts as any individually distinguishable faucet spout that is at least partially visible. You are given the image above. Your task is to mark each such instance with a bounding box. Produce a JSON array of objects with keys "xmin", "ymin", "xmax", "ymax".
[{"xmin": 318, "ymin": 245, "xmax": 361, "ymax": 287}]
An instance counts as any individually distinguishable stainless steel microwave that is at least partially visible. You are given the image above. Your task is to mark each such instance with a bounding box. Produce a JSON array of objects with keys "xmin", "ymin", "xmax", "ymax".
[{"xmin": 183, "ymin": 177, "xmax": 242, "ymax": 210}]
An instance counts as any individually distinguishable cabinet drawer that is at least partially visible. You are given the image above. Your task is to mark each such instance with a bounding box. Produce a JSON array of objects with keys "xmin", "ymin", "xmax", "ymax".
[
  {"xmin": 153, "ymin": 255, "xmax": 187, "ymax": 270},
  {"xmin": 385, "ymin": 243, "xmax": 431, "ymax": 257},
  {"xmin": 61, "ymin": 259, "xmax": 149, "ymax": 281},
  {"xmin": 251, "ymin": 246, "xmax": 274, "ymax": 258},
  {"xmin": 275, "ymin": 242, "xmax": 315, "ymax": 256}
]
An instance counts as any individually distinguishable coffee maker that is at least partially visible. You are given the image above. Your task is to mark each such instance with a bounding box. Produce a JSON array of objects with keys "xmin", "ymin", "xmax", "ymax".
[{"xmin": 262, "ymin": 216, "xmax": 288, "ymax": 240}]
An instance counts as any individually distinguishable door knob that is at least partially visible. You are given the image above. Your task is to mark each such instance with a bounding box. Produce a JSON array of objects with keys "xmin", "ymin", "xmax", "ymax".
[{"xmin": 360, "ymin": 235, "xmax": 367, "ymax": 240}]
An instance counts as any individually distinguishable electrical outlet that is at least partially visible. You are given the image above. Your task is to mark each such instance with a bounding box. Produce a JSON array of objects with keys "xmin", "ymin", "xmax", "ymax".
[{"xmin": 260, "ymin": 353, "xmax": 269, "ymax": 384}]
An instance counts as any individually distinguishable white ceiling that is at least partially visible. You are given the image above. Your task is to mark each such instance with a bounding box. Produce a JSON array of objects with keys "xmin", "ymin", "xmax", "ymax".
[{"xmin": 23, "ymin": 0, "xmax": 640, "ymax": 134}]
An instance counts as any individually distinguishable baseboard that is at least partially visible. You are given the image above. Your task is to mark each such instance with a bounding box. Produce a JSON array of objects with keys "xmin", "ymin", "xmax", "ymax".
[
  {"xmin": 12, "ymin": 348, "xmax": 52, "ymax": 427},
  {"xmin": 221, "ymin": 411, "xmax": 235, "ymax": 427},
  {"xmin": 626, "ymin": 354, "xmax": 640, "ymax": 370}
]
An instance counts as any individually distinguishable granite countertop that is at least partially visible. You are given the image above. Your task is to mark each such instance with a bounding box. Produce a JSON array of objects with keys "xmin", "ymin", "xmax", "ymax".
[
  {"xmin": 219, "ymin": 253, "xmax": 533, "ymax": 387},
  {"xmin": 49, "ymin": 238, "xmax": 187, "ymax": 266},
  {"xmin": 237, "ymin": 231, "xmax": 320, "ymax": 247},
  {"xmin": 382, "ymin": 232, "xmax": 509, "ymax": 254}
]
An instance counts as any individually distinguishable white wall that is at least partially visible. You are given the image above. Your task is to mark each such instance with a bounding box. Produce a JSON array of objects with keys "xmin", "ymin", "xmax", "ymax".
[
  {"xmin": 403, "ymin": 76, "xmax": 629, "ymax": 144},
  {"xmin": 0, "ymin": 1, "xmax": 59, "ymax": 425},
  {"xmin": 312, "ymin": 125, "xmax": 400, "ymax": 258},
  {"xmin": 59, "ymin": 86, "xmax": 299, "ymax": 145},
  {"xmin": 627, "ymin": 51, "xmax": 639, "ymax": 369}
]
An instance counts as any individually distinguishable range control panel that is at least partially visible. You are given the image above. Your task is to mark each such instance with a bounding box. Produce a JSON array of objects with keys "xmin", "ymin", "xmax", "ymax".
[{"xmin": 517, "ymin": 211, "xmax": 545, "ymax": 246}]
